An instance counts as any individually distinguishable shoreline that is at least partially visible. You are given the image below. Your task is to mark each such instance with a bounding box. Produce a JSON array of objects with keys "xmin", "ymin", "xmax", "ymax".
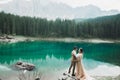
[
  {"xmin": 0, "ymin": 35, "xmax": 120, "ymax": 43},
  {"xmin": 0, "ymin": 69, "xmax": 120, "ymax": 80}
]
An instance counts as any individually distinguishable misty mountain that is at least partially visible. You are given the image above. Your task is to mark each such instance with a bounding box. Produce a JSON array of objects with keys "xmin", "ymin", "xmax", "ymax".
[{"xmin": 0, "ymin": 0, "xmax": 119, "ymax": 19}]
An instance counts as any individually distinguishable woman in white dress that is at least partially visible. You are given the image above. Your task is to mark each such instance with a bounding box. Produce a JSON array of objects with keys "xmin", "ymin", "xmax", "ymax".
[{"xmin": 76, "ymin": 48, "xmax": 86, "ymax": 80}]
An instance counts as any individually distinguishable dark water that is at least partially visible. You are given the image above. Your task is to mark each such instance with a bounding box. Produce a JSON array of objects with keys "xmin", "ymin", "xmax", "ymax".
[{"xmin": 0, "ymin": 41, "xmax": 120, "ymax": 78}]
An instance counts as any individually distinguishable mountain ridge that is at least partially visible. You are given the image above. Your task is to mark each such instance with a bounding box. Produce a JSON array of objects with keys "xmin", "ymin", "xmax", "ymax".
[{"xmin": 0, "ymin": 0, "xmax": 120, "ymax": 19}]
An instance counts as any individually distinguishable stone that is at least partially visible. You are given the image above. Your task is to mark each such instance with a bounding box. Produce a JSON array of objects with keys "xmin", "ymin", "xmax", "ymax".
[{"xmin": 15, "ymin": 61, "xmax": 35, "ymax": 71}]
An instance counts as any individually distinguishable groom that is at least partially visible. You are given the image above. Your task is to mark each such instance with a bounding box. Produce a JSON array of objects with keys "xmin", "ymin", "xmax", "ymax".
[{"xmin": 68, "ymin": 46, "xmax": 78, "ymax": 76}]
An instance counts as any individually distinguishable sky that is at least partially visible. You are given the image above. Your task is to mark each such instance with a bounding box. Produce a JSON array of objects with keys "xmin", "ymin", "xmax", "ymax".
[{"xmin": 0, "ymin": 0, "xmax": 120, "ymax": 11}]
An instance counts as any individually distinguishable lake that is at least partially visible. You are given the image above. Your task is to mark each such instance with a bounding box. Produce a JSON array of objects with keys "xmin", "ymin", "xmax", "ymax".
[{"xmin": 0, "ymin": 41, "xmax": 120, "ymax": 80}]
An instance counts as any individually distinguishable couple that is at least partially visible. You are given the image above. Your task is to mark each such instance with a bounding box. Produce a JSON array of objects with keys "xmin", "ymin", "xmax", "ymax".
[{"xmin": 68, "ymin": 46, "xmax": 86, "ymax": 80}]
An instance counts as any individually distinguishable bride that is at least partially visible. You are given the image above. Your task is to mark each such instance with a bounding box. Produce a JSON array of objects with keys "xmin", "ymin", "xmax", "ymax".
[{"xmin": 75, "ymin": 48, "xmax": 86, "ymax": 80}]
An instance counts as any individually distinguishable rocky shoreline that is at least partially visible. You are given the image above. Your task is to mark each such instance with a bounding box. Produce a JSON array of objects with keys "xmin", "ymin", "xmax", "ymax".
[
  {"xmin": 0, "ymin": 35, "xmax": 35, "ymax": 43},
  {"xmin": 59, "ymin": 72, "xmax": 120, "ymax": 80},
  {"xmin": 0, "ymin": 35, "xmax": 120, "ymax": 44},
  {"xmin": 0, "ymin": 67, "xmax": 120, "ymax": 80}
]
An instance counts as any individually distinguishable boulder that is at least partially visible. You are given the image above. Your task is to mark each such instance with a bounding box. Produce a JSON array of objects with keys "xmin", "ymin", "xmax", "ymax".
[{"xmin": 15, "ymin": 61, "xmax": 35, "ymax": 71}]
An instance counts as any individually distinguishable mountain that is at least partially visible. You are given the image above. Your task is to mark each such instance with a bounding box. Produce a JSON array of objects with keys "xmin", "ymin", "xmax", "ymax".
[{"xmin": 0, "ymin": 0, "xmax": 120, "ymax": 19}]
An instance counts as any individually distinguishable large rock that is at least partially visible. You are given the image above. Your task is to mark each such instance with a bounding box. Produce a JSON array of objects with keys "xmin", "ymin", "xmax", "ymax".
[{"xmin": 15, "ymin": 61, "xmax": 35, "ymax": 71}]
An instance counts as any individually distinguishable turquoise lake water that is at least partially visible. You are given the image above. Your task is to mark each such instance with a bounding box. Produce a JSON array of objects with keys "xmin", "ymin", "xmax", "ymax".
[{"xmin": 0, "ymin": 41, "xmax": 120, "ymax": 79}]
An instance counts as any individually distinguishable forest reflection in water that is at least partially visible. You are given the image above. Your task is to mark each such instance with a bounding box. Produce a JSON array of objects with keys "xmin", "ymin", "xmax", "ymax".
[{"xmin": 0, "ymin": 41, "xmax": 120, "ymax": 80}]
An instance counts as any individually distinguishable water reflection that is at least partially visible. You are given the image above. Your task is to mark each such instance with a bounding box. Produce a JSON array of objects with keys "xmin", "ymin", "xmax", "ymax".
[
  {"xmin": 0, "ymin": 41, "xmax": 120, "ymax": 80},
  {"xmin": 0, "ymin": 54, "xmax": 109, "ymax": 71},
  {"xmin": 1, "ymin": 54, "xmax": 120, "ymax": 77},
  {"xmin": 0, "ymin": 41, "xmax": 120, "ymax": 66}
]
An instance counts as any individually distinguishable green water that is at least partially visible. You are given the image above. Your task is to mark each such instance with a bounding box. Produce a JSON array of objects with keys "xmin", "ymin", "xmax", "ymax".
[{"xmin": 0, "ymin": 41, "xmax": 120, "ymax": 78}]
